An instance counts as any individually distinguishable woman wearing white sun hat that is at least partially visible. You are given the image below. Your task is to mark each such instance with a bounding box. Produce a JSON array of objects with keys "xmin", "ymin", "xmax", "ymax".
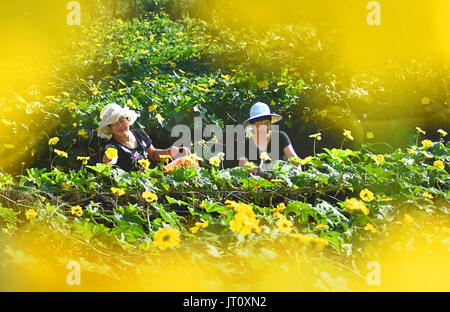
[
  {"xmin": 239, "ymin": 102, "xmax": 300, "ymax": 169},
  {"xmin": 97, "ymin": 103, "xmax": 185, "ymax": 171}
]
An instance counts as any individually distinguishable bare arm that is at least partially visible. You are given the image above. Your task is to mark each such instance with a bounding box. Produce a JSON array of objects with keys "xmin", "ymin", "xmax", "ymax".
[{"xmin": 147, "ymin": 145, "xmax": 187, "ymax": 161}]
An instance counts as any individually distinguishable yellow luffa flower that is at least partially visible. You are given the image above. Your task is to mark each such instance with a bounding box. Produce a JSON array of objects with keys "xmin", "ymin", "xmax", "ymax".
[
  {"xmin": 25, "ymin": 209, "xmax": 38, "ymax": 220},
  {"xmin": 433, "ymin": 160, "xmax": 445, "ymax": 170},
  {"xmin": 48, "ymin": 137, "xmax": 59, "ymax": 146},
  {"xmin": 421, "ymin": 151, "xmax": 433, "ymax": 159},
  {"xmin": 54, "ymin": 149, "xmax": 68, "ymax": 158},
  {"xmin": 148, "ymin": 104, "xmax": 157, "ymax": 112},
  {"xmin": 359, "ymin": 189, "xmax": 374, "ymax": 202},
  {"xmin": 229, "ymin": 202, "xmax": 261, "ymax": 236},
  {"xmin": 153, "ymin": 228, "xmax": 180, "ymax": 250},
  {"xmin": 422, "ymin": 192, "xmax": 433, "ymax": 200},
  {"xmin": 138, "ymin": 159, "xmax": 150, "ymax": 170},
  {"xmin": 371, "ymin": 155, "xmax": 385, "ymax": 165},
  {"xmin": 343, "ymin": 129, "xmax": 354, "ymax": 141},
  {"xmin": 421, "ymin": 139, "xmax": 432, "ymax": 149},
  {"xmin": 111, "ymin": 187, "xmax": 125, "ymax": 196},
  {"xmin": 437, "ymin": 129, "xmax": 447, "ymax": 137},
  {"xmin": 309, "ymin": 132, "xmax": 322, "ymax": 141},
  {"xmin": 78, "ymin": 129, "xmax": 88, "ymax": 139},
  {"xmin": 345, "ymin": 198, "xmax": 370, "ymax": 215},
  {"xmin": 416, "ymin": 127, "xmax": 426, "ymax": 135},
  {"xmin": 364, "ymin": 223, "xmax": 376, "ymax": 233},
  {"xmin": 315, "ymin": 223, "xmax": 330, "ymax": 231},
  {"xmin": 71, "ymin": 205, "xmax": 83, "ymax": 217},
  {"xmin": 275, "ymin": 217, "xmax": 293, "ymax": 233},
  {"xmin": 77, "ymin": 156, "xmax": 90, "ymax": 165},
  {"xmin": 189, "ymin": 221, "xmax": 209, "ymax": 234},
  {"xmin": 105, "ymin": 147, "xmax": 118, "ymax": 160},
  {"xmin": 209, "ymin": 156, "xmax": 221, "ymax": 167},
  {"xmin": 142, "ymin": 191, "xmax": 158, "ymax": 203}
]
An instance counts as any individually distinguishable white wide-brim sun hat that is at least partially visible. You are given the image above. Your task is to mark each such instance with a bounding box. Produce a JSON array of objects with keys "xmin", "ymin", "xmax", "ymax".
[
  {"xmin": 97, "ymin": 103, "xmax": 140, "ymax": 140},
  {"xmin": 243, "ymin": 102, "xmax": 282, "ymax": 128}
]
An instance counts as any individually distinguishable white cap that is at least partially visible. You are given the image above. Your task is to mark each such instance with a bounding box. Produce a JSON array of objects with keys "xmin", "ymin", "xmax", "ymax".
[{"xmin": 97, "ymin": 103, "xmax": 140, "ymax": 140}]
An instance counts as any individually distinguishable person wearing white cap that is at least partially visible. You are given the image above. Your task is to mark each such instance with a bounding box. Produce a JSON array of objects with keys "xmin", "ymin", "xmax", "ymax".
[
  {"xmin": 239, "ymin": 102, "xmax": 300, "ymax": 169},
  {"xmin": 97, "ymin": 103, "xmax": 185, "ymax": 171}
]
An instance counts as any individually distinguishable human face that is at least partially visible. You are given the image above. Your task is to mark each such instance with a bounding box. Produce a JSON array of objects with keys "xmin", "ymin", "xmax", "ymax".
[
  {"xmin": 110, "ymin": 116, "xmax": 130, "ymax": 137},
  {"xmin": 252, "ymin": 120, "xmax": 271, "ymax": 141}
]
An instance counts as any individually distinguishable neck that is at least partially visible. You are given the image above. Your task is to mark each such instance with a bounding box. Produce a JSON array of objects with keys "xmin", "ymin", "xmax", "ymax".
[{"xmin": 114, "ymin": 130, "xmax": 132, "ymax": 144}]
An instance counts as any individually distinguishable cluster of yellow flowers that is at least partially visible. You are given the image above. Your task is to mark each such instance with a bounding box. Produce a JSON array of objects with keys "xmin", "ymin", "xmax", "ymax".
[
  {"xmin": 272, "ymin": 203, "xmax": 293, "ymax": 233},
  {"xmin": 25, "ymin": 209, "xmax": 38, "ymax": 220},
  {"xmin": 153, "ymin": 227, "xmax": 180, "ymax": 251},
  {"xmin": 364, "ymin": 223, "xmax": 376, "ymax": 233},
  {"xmin": 71, "ymin": 205, "xmax": 83, "ymax": 217},
  {"xmin": 344, "ymin": 198, "xmax": 370, "ymax": 215},
  {"xmin": 189, "ymin": 221, "xmax": 209, "ymax": 234},
  {"xmin": 371, "ymin": 155, "xmax": 385, "ymax": 165},
  {"xmin": 289, "ymin": 233, "xmax": 329, "ymax": 251},
  {"xmin": 226, "ymin": 200, "xmax": 261, "ymax": 237}
]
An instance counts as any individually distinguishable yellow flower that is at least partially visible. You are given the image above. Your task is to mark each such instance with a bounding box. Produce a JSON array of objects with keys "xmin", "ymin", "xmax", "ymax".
[
  {"xmin": 189, "ymin": 221, "xmax": 209, "ymax": 234},
  {"xmin": 343, "ymin": 129, "xmax": 354, "ymax": 141},
  {"xmin": 422, "ymin": 192, "xmax": 433, "ymax": 200},
  {"xmin": 25, "ymin": 209, "xmax": 38, "ymax": 220},
  {"xmin": 138, "ymin": 159, "xmax": 150, "ymax": 170},
  {"xmin": 105, "ymin": 147, "xmax": 118, "ymax": 161},
  {"xmin": 437, "ymin": 129, "xmax": 448, "ymax": 137},
  {"xmin": 315, "ymin": 223, "xmax": 330, "ymax": 231},
  {"xmin": 111, "ymin": 187, "xmax": 125, "ymax": 196},
  {"xmin": 433, "ymin": 160, "xmax": 445, "ymax": 170},
  {"xmin": 48, "ymin": 137, "xmax": 59, "ymax": 146},
  {"xmin": 229, "ymin": 202, "xmax": 261, "ymax": 236},
  {"xmin": 345, "ymin": 198, "xmax": 370, "ymax": 215},
  {"xmin": 77, "ymin": 156, "xmax": 90, "ymax": 165},
  {"xmin": 133, "ymin": 80, "xmax": 142, "ymax": 85},
  {"xmin": 309, "ymin": 132, "xmax": 322, "ymax": 141},
  {"xmin": 364, "ymin": 223, "xmax": 377, "ymax": 233},
  {"xmin": 372, "ymin": 155, "xmax": 385, "ymax": 165},
  {"xmin": 359, "ymin": 189, "xmax": 374, "ymax": 202},
  {"xmin": 149, "ymin": 34, "xmax": 155, "ymax": 42},
  {"xmin": 421, "ymin": 139, "xmax": 432, "ymax": 149},
  {"xmin": 68, "ymin": 102, "xmax": 77, "ymax": 110},
  {"xmin": 142, "ymin": 191, "xmax": 158, "ymax": 203},
  {"xmin": 275, "ymin": 217, "xmax": 293, "ymax": 233},
  {"xmin": 153, "ymin": 228, "xmax": 180, "ymax": 250},
  {"xmin": 54, "ymin": 149, "xmax": 68, "ymax": 158},
  {"xmin": 200, "ymin": 202, "xmax": 206, "ymax": 209},
  {"xmin": 119, "ymin": 79, "xmax": 127, "ymax": 86},
  {"xmin": 89, "ymin": 87, "xmax": 101, "ymax": 95},
  {"xmin": 257, "ymin": 80, "xmax": 269, "ymax": 89},
  {"xmin": 71, "ymin": 205, "xmax": 83, "ymax": 217},
  {"xmin": 119, "ymin": 88, "xmax": 127, "ymax": 95},
  {"xmin": 209, "ymin": 156, "xmax": 221, "ymax": 167},
  {"xmin": 271, "ymin": 179, "xmax": 284, "ymax": 184},
  {"xmin": 209, "ymin": 79, "xmax": 216, "ymax": 86},
  {"xmin": 416, "ymin": 127, "xmax": 426, "ymax": 135},
  {"xmin": 78, "ymin": 129, "xmax": 88, "ymax": 139},
  {"xmin": 155, "ymin": 113, "xmax": 165, "ymax": 123},
  {"xmin": 221, "ymin": 74, "xmax": 230, "ymax": 81},
  {"xmin": 148, "ymin": 104, "xmax": 158, "ymax": 112},
  {"xmin": 275, "ymin": 203, "xmax": 286, "ymax": 212}
]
